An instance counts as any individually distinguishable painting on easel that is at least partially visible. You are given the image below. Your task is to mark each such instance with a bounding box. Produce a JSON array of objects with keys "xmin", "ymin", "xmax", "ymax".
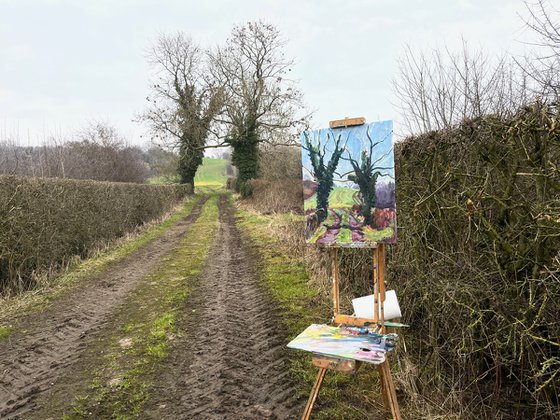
[{"xmin": 301, "ymin": 120, "xmax": 396, "ymax": 247}]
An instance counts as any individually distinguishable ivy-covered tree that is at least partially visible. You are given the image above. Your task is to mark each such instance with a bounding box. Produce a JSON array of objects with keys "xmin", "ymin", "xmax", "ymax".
[
  {"xmin": 303, "ymin": 131, "xmax": 345, "ymax": 224},
  {"xmin": 209, "ymin": 21, "xmax": 307, "ymax": 196},
  {"xmin": 140, "ymin": 33, "xmax": 222, "ymax": 188},
  {"xmin": 340, "ymin": 127, "xmax": 393, "ymax": 226}
]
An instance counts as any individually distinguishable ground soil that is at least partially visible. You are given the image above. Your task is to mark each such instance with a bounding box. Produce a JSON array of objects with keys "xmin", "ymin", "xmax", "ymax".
[
  {"xmin": 143, "ymin": 195, "xmax": 301, "ymax": 419},
  {"xmin": 0, "ymin": 194, "xmax": 301, "ymax": 419}
]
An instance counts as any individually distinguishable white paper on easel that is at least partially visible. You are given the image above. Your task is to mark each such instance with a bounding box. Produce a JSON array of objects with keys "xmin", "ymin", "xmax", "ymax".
[{"xmin": 352, "ymin": 290, "xmax": 402, "ymax": 320}]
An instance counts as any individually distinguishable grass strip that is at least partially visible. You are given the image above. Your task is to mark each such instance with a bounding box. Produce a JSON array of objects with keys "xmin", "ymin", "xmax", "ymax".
[
  {"xmin": 64, "ymin": 194, "xmax": 220, "ymax": 419},
  {"xmin": 236, "ymin": 208, "xmax": 386, "ymax": 419},
  {"xmin": 0, "ymin": 195, "xmax": 201, "ymax": 341}
]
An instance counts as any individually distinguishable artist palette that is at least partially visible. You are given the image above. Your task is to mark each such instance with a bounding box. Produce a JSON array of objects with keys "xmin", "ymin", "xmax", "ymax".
[{"xmin": 287, "ymin": 324, "xmax": 398, "ymax": 365}]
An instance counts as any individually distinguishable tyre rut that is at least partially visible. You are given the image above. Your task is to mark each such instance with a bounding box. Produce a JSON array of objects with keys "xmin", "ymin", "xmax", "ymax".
[{"xmin": 145, "ymin": 194, "xmax": 300, "ymax": 419}]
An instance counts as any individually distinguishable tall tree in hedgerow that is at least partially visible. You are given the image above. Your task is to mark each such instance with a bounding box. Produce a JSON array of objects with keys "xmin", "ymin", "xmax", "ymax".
[
  {"xmin": 140, "ymin": 33, "xmax": 222, "ymax": 188},
  {"xmin": 209, "ymin": 21, "xmax": 307, "ymax": 196}
]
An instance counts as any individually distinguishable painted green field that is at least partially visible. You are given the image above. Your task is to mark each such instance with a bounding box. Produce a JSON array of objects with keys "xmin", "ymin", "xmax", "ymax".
[
  {"xmin": 304, "ymin": 187, "xmax": 357, "ymax": 211},
  {"xmin": 195, "ymin": 158, "xmax": 228, "ymax": 187}
]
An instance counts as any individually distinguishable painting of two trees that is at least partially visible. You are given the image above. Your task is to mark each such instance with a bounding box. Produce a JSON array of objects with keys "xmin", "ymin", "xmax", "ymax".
[{"xmin": 301, "ymin": 121, "xmax": 396, "ymax": 247}]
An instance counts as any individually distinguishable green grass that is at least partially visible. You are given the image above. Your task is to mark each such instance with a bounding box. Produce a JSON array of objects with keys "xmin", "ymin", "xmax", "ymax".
[
  {"xmin": 195, "ymin": 158, "xmax": 228, "ymax": 187},
  {"xmin": 64, "ymin": 194, "xmax": 220, "ymax": 419},
  {"xmin": 0, "ymin": 325, "xmax": 11, "ymax": 340},
  {"xmin": 363, "ymin": 225, "xmax": 395, "ymax": 242},
  {"xmin": 0, "ymin": 195, "xmax": 202, "ymax": 342},
  {"xmin": 236, "ymin": 208, "xmax": 389, "ymax": 419}
]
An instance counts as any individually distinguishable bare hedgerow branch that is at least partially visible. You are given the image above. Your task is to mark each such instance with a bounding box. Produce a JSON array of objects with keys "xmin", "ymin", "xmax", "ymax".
[
  {"xmin": 517, "ymin": 0, "xmax": 560, "ymax": 100},
  {"xmin": 393, "ymin": 41, "xmax": 529, "ymax": 135}
]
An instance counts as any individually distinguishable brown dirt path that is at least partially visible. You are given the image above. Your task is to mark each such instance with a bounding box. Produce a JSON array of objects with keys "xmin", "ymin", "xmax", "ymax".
[
  {"xmin": 143, "ymin": 195, "xmax": 301, "ymax": 419},
  {"xmin": 0, "ymin": 196, "xmax": 208, "ymax": 419}
]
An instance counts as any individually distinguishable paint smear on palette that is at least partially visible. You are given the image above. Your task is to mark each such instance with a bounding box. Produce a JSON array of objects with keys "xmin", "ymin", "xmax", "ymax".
[{"xmin": 287, "ymin": 324, "xmax": 395, "ymax": 364}]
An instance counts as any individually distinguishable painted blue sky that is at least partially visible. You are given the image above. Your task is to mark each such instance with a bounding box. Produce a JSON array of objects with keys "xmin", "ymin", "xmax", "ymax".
[{"xmin": 301, "ymin": 120, "xmax": 394, "ymax": 188}]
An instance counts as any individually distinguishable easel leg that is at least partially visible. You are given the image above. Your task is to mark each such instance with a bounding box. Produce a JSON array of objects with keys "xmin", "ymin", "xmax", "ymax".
[
  {"xmin": 377, "ymin": 364, "xmax": 390, "ymax": 408},
  {"xmin": 330, "ymin": 248, "xmax": 340, "ymax": 316},
  {"xmin": 302, "ymin": 367, "xmax": 327, "ymax": 420},
  {"xmin": 377, "ymin": 362, "xmax": 401, "ymax": 420}
]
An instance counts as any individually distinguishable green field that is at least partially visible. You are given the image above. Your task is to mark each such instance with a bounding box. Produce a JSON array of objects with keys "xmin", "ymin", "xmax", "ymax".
[
  {"xmin": 304, "ymin": 187, "xmax": 357, "ymax": 211},
  {"xmin": 194, "ymin": 158, "xmax": 228, "ymax": 187},
  {"xmin": 148, "ymin": 158, "xmax": 228, "ymax": 186}
]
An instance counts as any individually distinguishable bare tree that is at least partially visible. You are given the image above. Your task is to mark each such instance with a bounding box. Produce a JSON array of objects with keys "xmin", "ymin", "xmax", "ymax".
[
  {"xmin": 140, "ymin": 32, "xmax": 222, "ymax": 187},
  {"xmin": 519, "ymin": 0, "xmax": 560, "ymax": 100},
  {"xmin": 0, "ymin": 123, "xmax": 150, "ymax": 183},
  {"xmin": 143, "ymin": 146, "xmax": 179, "ymax": 181},
  {"xmin": 393, "ymin": 42, "xmax": 529, "ymax": 134},
  {"xmin": 66, "ymin": 122, "xmax": 150, "ymax": 183},
  {"xmin": 209, "ymin": 21, "xmax": 308, "ymax": 196}
]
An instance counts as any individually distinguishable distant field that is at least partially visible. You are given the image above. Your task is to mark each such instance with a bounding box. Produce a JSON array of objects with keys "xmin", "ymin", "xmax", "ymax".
[
  {"xmin": 147, "ymin": 158, "xmax": 228, "ymax": 187},
  {"xmin": 195, "ymin": 158, "xmax": 227, "ymax": 187}
]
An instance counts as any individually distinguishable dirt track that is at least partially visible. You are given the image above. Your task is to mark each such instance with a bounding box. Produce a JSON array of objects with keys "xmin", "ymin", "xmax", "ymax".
[
  {"xmin": 0, "ymin": 194, "xmax": 300, "ymax": 418},
  {"xmin": 143, "ymin": 195, "xmax": 299, "ymax": 419},
  {"xmin": 0, "ymin": 197, "xmax": 207, "ymax": 419}
]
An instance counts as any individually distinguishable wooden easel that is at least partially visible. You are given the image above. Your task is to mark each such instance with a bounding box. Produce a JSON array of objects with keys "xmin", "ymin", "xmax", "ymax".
[{"xmin": 301, "ymin": 117, "xmax": 401, "ymax": 420}]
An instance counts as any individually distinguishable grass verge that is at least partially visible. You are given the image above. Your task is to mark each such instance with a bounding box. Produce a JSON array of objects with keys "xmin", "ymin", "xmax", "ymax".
[
  {"xmin": 63, "ymin": 194, "xmax": 220, "ymax": 419},
  {"xmin": 236, "ymin": 208, "xmax": 390, "ymax": 419},
  {"xmin": 0, "ymin": 195, "xmax": 202, "ymax": 342}
]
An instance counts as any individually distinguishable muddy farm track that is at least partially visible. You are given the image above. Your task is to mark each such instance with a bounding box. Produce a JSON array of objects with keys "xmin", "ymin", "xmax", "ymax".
[
  {"xmin": 0, "ymin": 194, "xmax": 300, "ymax": 419},
  {"xmin": 143, "ymin": 195, "xmax": 299, "ymax": 419}
]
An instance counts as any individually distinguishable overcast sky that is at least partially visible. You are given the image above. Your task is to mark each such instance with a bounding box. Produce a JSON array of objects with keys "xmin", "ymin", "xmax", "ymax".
[{"xmin": 0, "ymin": 0, "xmax": 534, "ymax": 147}]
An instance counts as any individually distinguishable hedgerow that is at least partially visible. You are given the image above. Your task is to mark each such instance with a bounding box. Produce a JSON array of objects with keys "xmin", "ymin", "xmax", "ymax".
[
  {"xmin": 389, "ymin": 102, "xmax": 560, "ymax": 417},
  {"xmin": 0, "ymin": 176, "xmax": 191, "ymax": 295}
]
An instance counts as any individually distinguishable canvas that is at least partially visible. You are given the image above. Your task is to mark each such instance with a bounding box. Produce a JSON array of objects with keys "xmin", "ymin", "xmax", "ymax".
[
  {"xmin": 301, "ymin": 120, "xmax": 396, "ymax": 247},
  {"xmin": 287, "ymin": 324, "xmax": 397, "ymax": 364}
]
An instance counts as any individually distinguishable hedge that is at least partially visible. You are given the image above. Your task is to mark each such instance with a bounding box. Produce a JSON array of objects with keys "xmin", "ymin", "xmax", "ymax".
[
  {"xmin": 389, "ymin": 103, "xmax": 560, "ymax": 417},
  {"xmin": 0, "ymin": 176, "xmax": 192, "ymax": 295}
]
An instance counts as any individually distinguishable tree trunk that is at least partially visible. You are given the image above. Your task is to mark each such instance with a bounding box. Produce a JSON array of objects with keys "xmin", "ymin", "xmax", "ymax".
[
  {"xmin": 315, "ymin": 182, "xmax": 331, "ymax": 224},
  {"xmin": 231, "ymin": 134, "xmax": 259, "ymax": 198},
  {"xmin": 361, "ymin": 185, "xmax": 376, "ymax": 227},
  {"xmin": 178, "ymin": 139, "xmax": 203, "ymax": 190}
]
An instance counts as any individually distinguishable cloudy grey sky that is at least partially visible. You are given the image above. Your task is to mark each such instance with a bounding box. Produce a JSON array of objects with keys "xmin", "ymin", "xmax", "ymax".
[{"xmin": 0, "ymin": 0, "xmax": 533, "ymax": 146}]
